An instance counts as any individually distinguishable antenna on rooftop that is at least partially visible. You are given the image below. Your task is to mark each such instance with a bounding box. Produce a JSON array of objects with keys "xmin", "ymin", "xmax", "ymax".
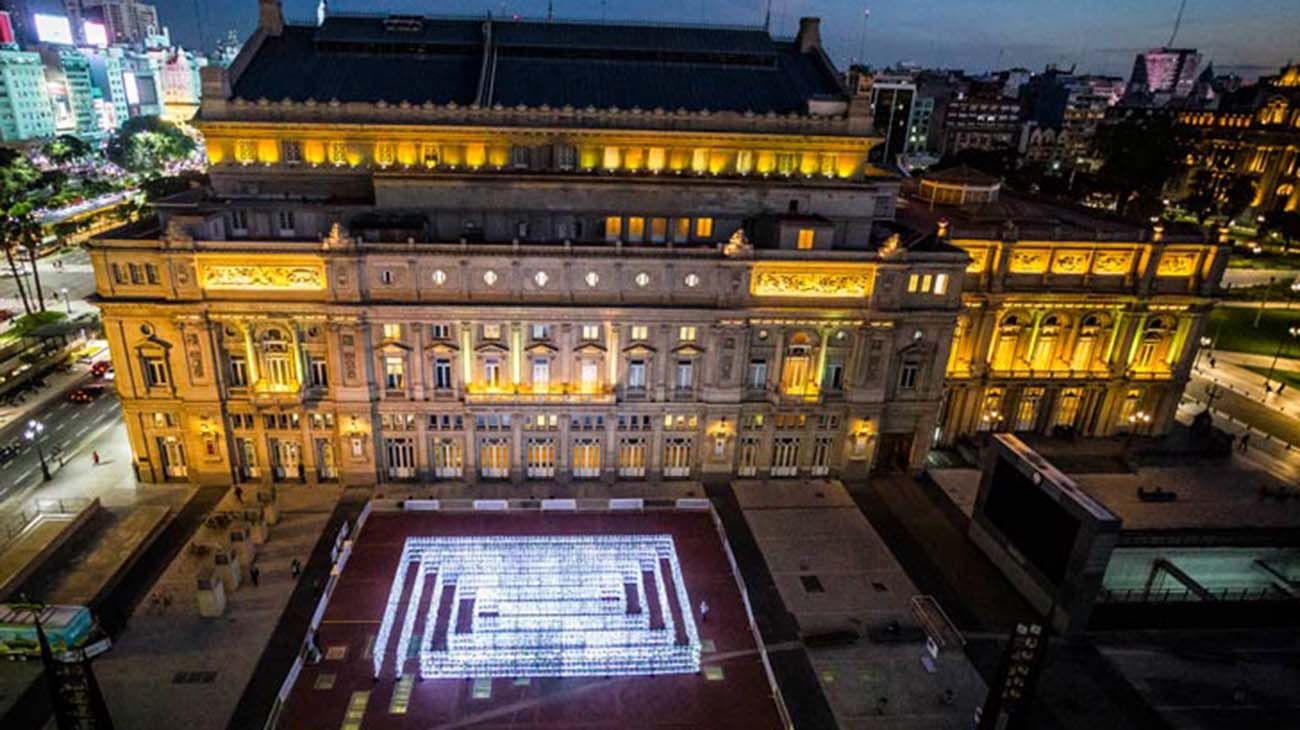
[
  {"xmin": 1167, "ymin": 0, "xmax": 1187, "ymax": 47},
  {"xmin": 763, "ymin": 0, "xmax": 772, "ymax": 32},
  {"xmin": 547, "ymin": 0, "xmax": 554, "ymax": 22}
]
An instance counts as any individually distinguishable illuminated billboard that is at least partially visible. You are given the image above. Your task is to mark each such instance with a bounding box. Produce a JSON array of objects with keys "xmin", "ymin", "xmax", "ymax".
[
  {"xmin": 34, "ymin": 14, "xmax": 73, "ymax": 45},
  {"xmin": 83, "ymin": 21, "xmax": 108, "ymax": 48}
]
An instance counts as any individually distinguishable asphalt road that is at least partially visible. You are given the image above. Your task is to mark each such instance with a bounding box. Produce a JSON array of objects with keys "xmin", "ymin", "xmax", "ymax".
[{"xmin": 0, "ymin": 380, "xmax": 123, "ymax": 505}]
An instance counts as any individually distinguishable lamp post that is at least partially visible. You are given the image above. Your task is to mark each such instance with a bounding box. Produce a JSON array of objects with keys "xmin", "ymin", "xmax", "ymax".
[
  {"xmin": 1263, "ymin": 325, "xmax": 1300, "ymax": 392},
  {"xmin": 25, "ymin": 419, "xmax": 51, "ymax": 481},
  {"xmin": 60, "ymin": 287, "xmax": 70, "ymax": 315},
  {"xmin": 1290, "ymin": 280, "xmax": 1300, "ymax": 310},
  {"xmin": 1125, "ymin": 409, "xmax": 1152, "ymax": 455},
  {"xmin": 1198, "ymin": 335, "xmax": 1213, "ymax": 370}
]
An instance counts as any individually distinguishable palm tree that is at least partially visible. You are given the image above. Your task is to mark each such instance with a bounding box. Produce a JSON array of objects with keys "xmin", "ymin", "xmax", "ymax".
[{"xmin": 0, "ymin": 207, "xmax": 33, "ymax": 315}]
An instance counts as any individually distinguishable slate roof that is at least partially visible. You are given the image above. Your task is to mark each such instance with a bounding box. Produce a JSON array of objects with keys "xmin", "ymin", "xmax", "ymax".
[{"xmin": 231, "ymin": 15, "xmax": 846, "ymax": 114}]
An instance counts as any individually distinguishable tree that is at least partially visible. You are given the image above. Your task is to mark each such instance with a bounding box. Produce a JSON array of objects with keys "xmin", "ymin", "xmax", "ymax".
[
  {"xmin": 41, "ymin": 134, "xmax": 92, "ymax": 165},
  {"xmin": 7, "ymin": 203, "xmax": 46, "ymax": 312},
  {"xmin": 0, "ymin": 148, "xmax": 41, "ymax": 202},
  {"xmin": 106, "ymin": 116, "xmax": 197, "ymax": 175},
  {"xmin": 0, "ymin": 208, "xmax": 33, "ymax": 315},
  {"xmin": 1216, "ymin": 176, "xmax": 1257, "ymax": 222},
  {"xmin": 1094, "ymin": 115, "xmax": 1186, "ymax": 218}
]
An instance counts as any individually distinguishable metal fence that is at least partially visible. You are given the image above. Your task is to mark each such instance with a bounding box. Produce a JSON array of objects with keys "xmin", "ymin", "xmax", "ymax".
[{"xmin": 0, "ymin": 497, "xmax": 92, "ymax": 547}]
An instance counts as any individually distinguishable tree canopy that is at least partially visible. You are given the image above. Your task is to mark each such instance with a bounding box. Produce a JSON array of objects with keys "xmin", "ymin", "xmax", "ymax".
[
  {"xmin": 106, "ymin": 116, "xmax": 197, "ymax": 175},
  {"xmin": 42, "ymin": 134, "xmax": 93, "ymax": 165},
  {"xmin": 1093, "ymin": 115, "xmax": 1187, "ymax": 218}
]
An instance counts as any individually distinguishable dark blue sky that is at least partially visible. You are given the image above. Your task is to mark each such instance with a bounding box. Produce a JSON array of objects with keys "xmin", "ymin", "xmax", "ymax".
[{"xmin": 143, "ymin": 1, "xmax": 1298, "ymax": 78}]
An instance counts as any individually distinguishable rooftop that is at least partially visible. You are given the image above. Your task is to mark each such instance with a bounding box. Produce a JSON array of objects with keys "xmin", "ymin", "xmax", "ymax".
[{"xmin": 229, "ymin": 15, "xmax": 846, "ymax": 116}]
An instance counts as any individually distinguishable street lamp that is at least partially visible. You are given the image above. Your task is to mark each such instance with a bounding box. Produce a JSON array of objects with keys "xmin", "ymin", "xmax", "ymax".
[
  {"xmin": 60, "ymin": 287, "xmax": 70, "ymax": 315},
  {"xmin": 1199, "ymin": 335, "xmax": 1213, "ymax": 370},
  {"xmin": 25, "ymin": 419, "xmax": 50, "ymax": 481},
  {"xmin": 1263, "ymin": 325, "xmax": 1300, "ymax": 392}
]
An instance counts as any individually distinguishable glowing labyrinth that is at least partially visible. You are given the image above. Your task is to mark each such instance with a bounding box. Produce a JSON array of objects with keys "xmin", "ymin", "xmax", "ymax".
[{"xmin": 373, "ymin": 535, "xmax": 702, "ymax": 678}]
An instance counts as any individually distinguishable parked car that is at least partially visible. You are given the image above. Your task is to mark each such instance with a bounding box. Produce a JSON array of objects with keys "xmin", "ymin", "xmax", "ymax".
[{"xmin": 91, "ymin": 361, "xmax": 114, "ymax": 378}]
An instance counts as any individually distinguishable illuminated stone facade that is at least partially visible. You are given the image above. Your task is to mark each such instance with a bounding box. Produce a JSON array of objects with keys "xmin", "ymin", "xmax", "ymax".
[
  {"xmin": 899, "ymin": 182, "xmax": 1230, "ymax": 444},
  {"xmin": 88, "ymin": 8, "xmax": 967, "ymax": 486},
  {"xmin": 1175, "ymin": 64, "xmax": 1300, "ymax": 214}
]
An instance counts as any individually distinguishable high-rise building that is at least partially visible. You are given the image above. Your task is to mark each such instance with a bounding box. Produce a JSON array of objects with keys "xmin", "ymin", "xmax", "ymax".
[
  {"xmin": 77, "ymin": 0, "xmax": 159, "ymax": 45},
  {"xmin": 88, "ymin": 6, "xmax": 964, "ymax": 486},
  {"xmin": 41, "ymin": 46, "xmax": 98, "ymax": 137},
  {"xmin": 1125, "ymin": 47, "xmax": 1202, "ymax": 102},
  {"xmin": 0, "ymin": 43, "xmax": 55, "ymax": 140}
]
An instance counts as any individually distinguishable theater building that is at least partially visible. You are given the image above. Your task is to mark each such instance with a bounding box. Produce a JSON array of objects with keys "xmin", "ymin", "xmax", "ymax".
[
  {"xmin": 898, "ymin": 169, "xmax": 1230, "ymax": 444},
  {"xmin": 87, "ymin": 3, "xmax": 970, "ymax": 486}
]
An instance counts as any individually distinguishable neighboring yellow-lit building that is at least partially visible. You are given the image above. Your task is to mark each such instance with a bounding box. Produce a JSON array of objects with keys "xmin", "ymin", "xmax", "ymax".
[
  {"xmin": 1175, "ymin": 63, "xmax": 1300, "ymax": 214},
  {"xmin": 899, "ymin": 172, "xmax": 1230, "ymax": 444},
  {"xmin": 87, "ymin": 4, "xmax": 972, "ymax": 486}
]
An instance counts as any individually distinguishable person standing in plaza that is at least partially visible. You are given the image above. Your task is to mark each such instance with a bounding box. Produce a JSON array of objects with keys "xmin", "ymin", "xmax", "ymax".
[{"xmin": 249, "ymin": 563, "xmax": 260, "ymax": 587}]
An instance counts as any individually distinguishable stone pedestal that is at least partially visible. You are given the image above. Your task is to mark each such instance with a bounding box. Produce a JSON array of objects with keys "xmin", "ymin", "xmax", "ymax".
[
  {"xmin": 214, "ymin": 548, "xmax": 241, "ymax": 593},
  {"xmin": 196, "ymin": 571, "xmax": 227, "ymax": 617},
  {"xmin": 230, "ymin": 528, "xmax": 255, "ymax": 567}
]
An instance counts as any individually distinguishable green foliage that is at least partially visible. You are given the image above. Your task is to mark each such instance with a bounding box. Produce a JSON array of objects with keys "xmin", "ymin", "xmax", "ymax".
[
  {"xmin": 1261, "ymin": 211, "xmax": 1300, "ymax": 250},
  {"xmin": 0, "ymin": 310, "xmax": 65, "ymax": 341},
  {"xmin": 1207, "ymin": 306, "xmax": 1300, "ymax": 357},
  {"xmin": 0, "ymin": 149, "xmax": 41, "ymax": 206},
  {"xmin": 106, "ymin": 116, "xmax": 197, "ymax": 175},
  {"xmin": 142, "ymin": 170, "xmax": 208, "ymax": 201},
  {"xmin": 41, "ymin": 135, "xmax": 92, "ymax": 164}
]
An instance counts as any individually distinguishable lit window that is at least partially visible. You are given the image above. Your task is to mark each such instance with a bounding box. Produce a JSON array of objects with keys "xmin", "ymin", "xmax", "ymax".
[
  {"xmin": 582, "ymin": 324, "xmax": 601, "ymax": 341},
  {"xmin": 631, "ymin": 325, "xmax": 648, "ymax": 341},
  {"xmin": 921, "ymin": 274, "xmax": 933, "ymax": 292},
  {"xmin": 627, "ymin": 217, "xmax": 645, "ymax": 241},
  {"xmin": 483, "ymin": 270, "xmax": 498, "ymax": 286},
  {"xmin": 684, "ymin": 273, "xmax": 700, "ymax": 287},
  {"xmin": 797, "ymin": 228, "xmax": 815, "ymax": 250},
  {"xmin": 603, "ymin": 146, "xmax": 621, "ymax": 170},
  {"xmin": 484, "ymin": 358, "xmax": 501, "ymax": 388},
  {"xmin": 382, "ymin": 323, "xmax": 401, "ymax": 340},
  {"xmin": 908, "ymin": 274, "xmax": 919, "ymax": 292},
  {"xmin": 679, "ymin": 326, "xmax": 696, "ymax": 342},
  {"xmin": 385, "ymin": 356, "xmax": 406, "ymax": 390},
  {"xmin": 431, "ymin": 269, "xmax": 447, "ymax": 285},
  {"xmin": 585, "ymin": 271, "xmax": 600, "ymax": 287},
  {"xmin": 483, "ymin": 324, "xmax": 501, "ymax": 340},
  {"xmin": 695, "ymin": 217, "xmax": 713, "ymax": 238},
  {"xmin": 673, "ymin": 218, "xmax": 690, "ymax": 242},
  {"xmin": 605, "ymin": 216, "xmax": 622, "ymax": 242},
  {"xmin": 531, "ymin": 324, "xmax": 550, "ymax": 340},
  {"xmin": 650, "ymin": 217, "xmax": 668, "ymax": 243},
  {"xmin": 934, "ymin": 273, "xmax": 949, "ymax": 295},
  {"xmin": 635, "ymin": 272, "xmax": 650, "ymax": 288},
  {"xmin": 533, "ymin": 271, "xmax": 549, "ymax": 287}
]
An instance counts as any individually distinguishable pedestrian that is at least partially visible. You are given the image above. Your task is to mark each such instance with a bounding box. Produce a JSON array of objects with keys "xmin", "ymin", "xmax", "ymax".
[
  {"xmin": 249, "ymin": 563, "xmax": 260, "ymax": 587},
  {"xmin": 699, "ymin": 599, "xmax": 709, "ymax": 623},
  {"xmin": 92, "ymin": 450, "xmax": 100, "ymax": 466},
  {"xmin": 290, "ymin": 558, "xmax": 301, "ymax": 579},
  {"xmin": 1241, "ymin": 433, "xmax": 1251, "ymax": 452},
  {"xmin": 1210, "ymin": 356, "xmax": 1217, "ymax": 368},
  {"xmin": 234, "ymin": 485, "xmax": 244, "ymax": 504}
]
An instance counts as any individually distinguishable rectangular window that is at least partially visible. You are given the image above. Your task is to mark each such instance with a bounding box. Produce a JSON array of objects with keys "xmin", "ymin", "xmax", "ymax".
[
  {"xmin": 434, "ymin": 358, "xmax": 452, "ymax": 389},
  {"xmin": 230, "ymin": 210, "xmax": 249, "ymax": 234},
  {"xmin": 128, "ymin": 263, "xmax": 142, "ymax": 284},
  {"xmin": 144, "ymin": 263, "xmax": 159, "ymax": 284},
  {"xmin": 630, "ymin": 325, "xmax": 648, "ymax": 341},
  {"xmin": 276, "ymin": 210, "xmax": 295, "ymax": 236},
  {"xmin": 908, "ymin": 273, "xmax": 919, "ymax": 292},
  {"xmin": 650, "ymin": 217, "xmax": 668, "ymax": 243},
  {"xmin": 532, "ymin": 358, "xmax": 550, "ymax": 390},
  {"xmin": 310, "ymin": 359, "xmax": 328, "ymax": 387},
  {"xmin": 695, "ymin": 217, "xmax": 714, "ymax": 239},
  {"xmin": 604, "ymin": 216, "xmax": 622, "ymax": 242},
  {"xmin": 934, "ymin": 273, "xmax": 949, "ymax": 295},
  {"xmin": 921, "ymin": 273, "xmax": 933, "ymax": 292},
  {"xmin": 384, "ymin": 356, "xmax": 405, "ymax": 390},
  {"xmin": 382, "ymin": 323, "xmax": 401, "ymax": 340},
  {"xmin": 581, "ymin": 324, "xmax": 601, "ymax": 341},
  {"xmin": 110, "ymin": 262, "xmax": 125, "ymax": 284},
  {"xmin": 482, "ymin": 324, "xmax": 501, "ymax": 340},
  {"xmin": 749, "ymin": 359, "xmax": 768, "ymax": 388},
  {"xmin": 797, "ymin": 229, "xmax": 815, "ymax": 250},
  {"xmin": 531, "ymin": 324, "xmax": 550, "ymax": 340},
  {"xmin": 431, "ymin": 324, "xmax": 450, "ymax": 339},
  {"xmin": 555, "ymin": 144, "xmax": 576, "ymax": 170},
  {"xmin": 144, "ymin": 356, "xmax": 168, "ymax": 386},
  {"xmin": 229, "ymin": 356, "xmax": 247, "ymax": 387},
  {"xmin": 679, "ymin": 326, "xmax": 696, "ymax": 342},
  {"xmin": 825, "ymin": 362, "xmax": 844, "ymax": 391},
  {"xmin": 676, "ymin": 360, "xmax": 694, "ymax": 389},
  {"xmin": 484, "ymin": 358, "xmax": 501, "ymax": 388},
  {"xmin": 898, "ymin": 363, "xmax": 919, "ymax": 390},
  {"xmin": 673, "ymin": 218, "xmax": 691, "ymax": 242},
  {"xmin": 581, "ymin": 360, "xmax": 599, "ymax": 391},
  {"xmin": 627, "ymin": 216, "xmax": 645, "ymax": 242},
  {"xmin": 627, "ymin": 360, "xmax": 646, "ymax": 389},
  {"xmin": 281, "ymin": 140, "xmax": 302, "ymax": 163}
]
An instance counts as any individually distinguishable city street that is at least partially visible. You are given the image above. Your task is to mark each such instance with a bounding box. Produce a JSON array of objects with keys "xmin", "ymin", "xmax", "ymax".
[{"xmin": 0, "ymin": 246, "xmax": 96, "ymax": 316}]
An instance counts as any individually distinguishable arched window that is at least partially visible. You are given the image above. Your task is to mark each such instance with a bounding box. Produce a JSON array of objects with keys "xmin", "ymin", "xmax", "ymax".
[
  {"xmin": 781, "ymin": 331, "xmax": 816, "ymax": 396},
  {"xmin": 1135, "ymin": 318, "xmax": 1172, "ymax": 370},
  {"xmin": 1031, "ymin": 315, "xmax": 1063, "ymax": 371},
  {"xmin": 261, "ymin": 328, "xmax": 294, "ymax": 387},
  {"xmin": 992, "ymin": 314, "xmax": 1024, "ymax": 371}
]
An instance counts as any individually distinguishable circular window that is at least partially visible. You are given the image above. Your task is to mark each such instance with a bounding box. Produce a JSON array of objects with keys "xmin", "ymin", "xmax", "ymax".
[
  {"xmin": 758, "ymin": 329, "xmax": 769, "ymax": 340},
  {"xmin": 684, "ymin": 273, "xmax": 700, "ymax": 288},
  {"xmin": 913, "ymin": 329, "xmax": 924, "ymax": 341},
  {"xmin": 431, "ymin": 269, "xmax": 447, "ymax": 285},
  {"xmin": 635, "ymin": 272, "xmax": 651, "ymax": 288},
  {"xmin": 483, "ymin": 270, "xmax": 498, "ymax": 286},
  {"xmin": 534, "ymin": 271, "xmax": 549, "ymax": 287},
  {"xmin": 585, "ymin": 271, "xmax": 600, "ymax": 287}
]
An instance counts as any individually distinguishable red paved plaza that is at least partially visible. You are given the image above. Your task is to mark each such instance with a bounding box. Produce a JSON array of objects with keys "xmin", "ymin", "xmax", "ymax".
[{"xmin": 277, "ymin": 508, "xmax": 785, "ymax": 729}]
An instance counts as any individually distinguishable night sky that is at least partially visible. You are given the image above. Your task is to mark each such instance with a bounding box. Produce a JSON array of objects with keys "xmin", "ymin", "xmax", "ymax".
[{"xmin": 67, "ymin": 1, "xmax": 1300, "ymax": 78}]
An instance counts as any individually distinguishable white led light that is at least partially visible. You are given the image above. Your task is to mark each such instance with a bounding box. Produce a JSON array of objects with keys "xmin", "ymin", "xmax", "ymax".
[{"xmin": 373, "ymin": 535, "xmax": 701, "ymax": 679}]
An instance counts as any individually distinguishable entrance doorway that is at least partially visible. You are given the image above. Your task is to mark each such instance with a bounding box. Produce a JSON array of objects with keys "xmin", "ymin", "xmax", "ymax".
[{"xmin": 873, "ymin": 433, "xmax": 913, "ymax": 474}]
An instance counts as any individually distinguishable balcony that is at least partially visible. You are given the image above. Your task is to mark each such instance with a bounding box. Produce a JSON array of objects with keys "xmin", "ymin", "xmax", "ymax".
[
  {"xmin": 463, "ymin": 383, "xmax": 615, "ymax": 405},
  {"xmin": 618, "ymin": 386, "xmax": 649, "ymax": 401},
  {"xmin": 670, "ymin": 387, "xmax": 697, "ymax": 402}
]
